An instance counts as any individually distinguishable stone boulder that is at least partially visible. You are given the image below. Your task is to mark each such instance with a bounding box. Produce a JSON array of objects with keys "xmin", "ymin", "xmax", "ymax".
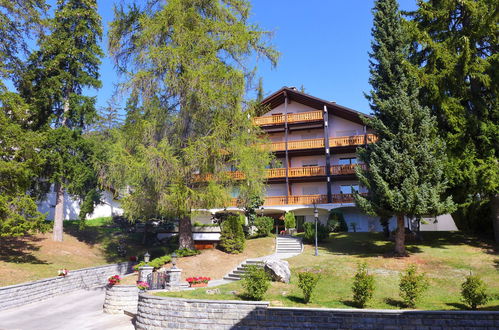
[{"xmin": 264, "ymin": 258, "xmax": 291, "ymax": 283}]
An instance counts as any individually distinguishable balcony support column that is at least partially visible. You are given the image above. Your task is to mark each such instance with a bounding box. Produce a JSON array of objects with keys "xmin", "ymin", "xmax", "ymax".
[
  {"xmin": 323, "ymin": 105, "xmax": 333, "ymax": 203},
  {"xmin": 284, "ymin": 92, "xmax": 290, "ymax": 205}
]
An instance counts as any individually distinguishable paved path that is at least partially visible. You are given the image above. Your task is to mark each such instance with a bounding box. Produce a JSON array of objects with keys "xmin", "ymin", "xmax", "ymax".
[{"xmin": 0, "ymin": 288, "xmax": 134, "ymax": 330}]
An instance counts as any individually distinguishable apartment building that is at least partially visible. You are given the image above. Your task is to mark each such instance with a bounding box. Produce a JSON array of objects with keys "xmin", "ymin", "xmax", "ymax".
[{"xmin": 194, "ymin": 87, "xmax": 389, "ymax": 232}]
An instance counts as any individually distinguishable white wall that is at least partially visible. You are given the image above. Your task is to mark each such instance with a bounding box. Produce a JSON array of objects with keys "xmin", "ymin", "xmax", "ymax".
[
  {"xmin": 37, "ymin": 189, "xmax": 123, "ymax": 220},
  {"xmin": 290, "ymin": 155, "xmax": 326, "ymax": 167},
  {"xmin": 328, "ymin": 115, "xmax": 365, "ymax": 137},
  {"xmin": 265, "ymin": 184, "xmax": 287, "ymax": 196},
  {"xmin": 291, "ymin": 182, "xmax": 327, "ymax": 195},
  {"xmin": 265, "ymin": 101, "xmax": 315, "ymax": 116}
]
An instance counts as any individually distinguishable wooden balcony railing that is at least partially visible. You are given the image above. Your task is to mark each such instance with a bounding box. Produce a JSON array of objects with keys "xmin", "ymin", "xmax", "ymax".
[
  {"xmin": 253, "ymin": 110, "xmax": 323, "ymax": 126},
  {"xmin": 330, "ymin": 164, "xmax": 366, "ymax": 175},
  {"xmin": 228, "ymin": 193, "xmax": 367, "ymax": 207},
  {"xmin": 267, "ymin": 134, "xmax": 378, "ymax": 152}
]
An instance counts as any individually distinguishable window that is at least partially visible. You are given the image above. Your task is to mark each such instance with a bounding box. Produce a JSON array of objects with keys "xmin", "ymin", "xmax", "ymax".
[
  {"xmin": 302, "ymin": 159, "xmax": 319, "ymax": 167},
  {"xmin": 338, "ymin": 157, "xmax": 357, "ymax": 165},
  {"xmin": 340, "ymin": 185, "xmax": 359, "ymax": 194}
]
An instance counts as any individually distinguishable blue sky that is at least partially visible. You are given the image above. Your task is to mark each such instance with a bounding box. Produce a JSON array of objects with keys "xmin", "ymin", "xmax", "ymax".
[{"xmin": 60, "ymin": 0, "xmax": 418, "ymax": 115}]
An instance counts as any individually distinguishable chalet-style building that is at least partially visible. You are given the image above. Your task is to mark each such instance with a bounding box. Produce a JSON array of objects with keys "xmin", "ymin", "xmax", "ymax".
[{"xmin": 194, "ymin": 87, "xmax": 392, "ymax": 232}]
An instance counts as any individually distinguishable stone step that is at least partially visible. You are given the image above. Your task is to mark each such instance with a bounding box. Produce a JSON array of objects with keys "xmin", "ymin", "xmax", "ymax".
[
  {"xmin": 223, "ymin": 274, "xmax": 241, "ymax": 281},
  {"xmin": 233, "ymin": 270, "xmax": 246, "ymax": 275},
  {"xmin": 276, "ymin": 249, "xmax": 302, "ymax": 253}
]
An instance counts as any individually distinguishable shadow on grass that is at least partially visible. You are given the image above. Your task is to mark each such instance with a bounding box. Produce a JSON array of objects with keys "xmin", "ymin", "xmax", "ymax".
[
  {"xmin": 340, "ymin": 299, "xmax": 360, "ymax": 308},
  {"xmin": 445, "ymin": 302, "xmax": 499, "ymax": 311},
  {"xmin": 315, "ymin": 232, "xmax": 496, "ymax": 258},
  {"xmin": 384, "ymin": 297, "xmax": 404, "ymax": 308},
  {"xmin": 285, "ymin": 295, "xmax": 306, "ymax": 304},
  {"xmin": 0, "ymin": 236, "xmax": 48, "ymax": 264}
]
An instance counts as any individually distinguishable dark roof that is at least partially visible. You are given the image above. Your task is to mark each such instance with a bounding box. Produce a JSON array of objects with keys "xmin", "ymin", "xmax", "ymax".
[{"xmin": 260, "ymin": 87, "xmax": 372, "ymax": 125}]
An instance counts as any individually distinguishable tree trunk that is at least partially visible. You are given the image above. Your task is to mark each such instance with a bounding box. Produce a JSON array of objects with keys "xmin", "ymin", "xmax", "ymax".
[
  {"xmin": 53, "ymin": 182, "xmax": 64, "ymax": 242},
  {"xmin": 394, "ymin": 214, "xmax": 406, "ymax": 256},
  {"xmin": 492, "ymin": 194, "xmax": 499, "ymax": 243},
  {"xmin": 179, "ymin": 215, "xmax": 194, "ymax": 249}
]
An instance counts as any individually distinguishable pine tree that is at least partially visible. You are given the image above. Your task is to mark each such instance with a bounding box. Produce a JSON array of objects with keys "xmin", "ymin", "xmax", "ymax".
[
  {"xmin": 107, "ymin": 0, "xmax": 278, "ymax": 249},
  {"xmin": 355, "ymin": 0, "xmax": 453, "ymax": 256},
  {"xmin": 405, "ymin": 0, "xmax": 498, "ymax": 239},
  {"xmin": 19, "ymin": 0, "xmax": 103, "ymax": 241}
]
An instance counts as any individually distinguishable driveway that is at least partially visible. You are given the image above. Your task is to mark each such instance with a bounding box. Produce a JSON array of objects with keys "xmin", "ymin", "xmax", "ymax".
[{"xmin": 0, "ymin": 287, "xmax": 134, "ymax": 330}]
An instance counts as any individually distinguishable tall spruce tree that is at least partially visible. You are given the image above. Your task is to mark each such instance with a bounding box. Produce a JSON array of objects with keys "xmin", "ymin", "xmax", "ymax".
[
  {"xmin": 0, "ymin": 1, "xmax": 48, "ymax": 237},
  {"xmin": 107, "ymin": 0, "xmax": 278, "ymax": 249},
  {"xmin": 405, "ymin": 0, "xmax": 498, "ymax": 239},
  {"xmin": 19, "ymin": 0, "xmax": 103, "ymax": 241},
  {"xmin": 355, "ymin": 0, "xmax": 453, "ymax": 256}
]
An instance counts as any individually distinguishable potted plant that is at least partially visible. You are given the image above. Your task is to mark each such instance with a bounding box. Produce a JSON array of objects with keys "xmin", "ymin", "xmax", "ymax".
[
  {"xmin": 108, "ymin": 275, "xmax": 121, "ymax": 286},
  {"xmin": 186, "ymin": 277, "xmax": 211, "ymax": 288},
  {"xmin": 137, "ymin": 281, "xmax": 149, "ymax": 291},
  {"xmin": 57, "ymin": 268, "xmax": 68, "ymax": 277}
]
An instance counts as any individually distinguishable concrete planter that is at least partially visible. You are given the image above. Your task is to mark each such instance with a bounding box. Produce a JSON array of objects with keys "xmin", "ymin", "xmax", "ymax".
[{"xmin": 103, "ymin": 285, "xmax": 139, "ymax": 314}]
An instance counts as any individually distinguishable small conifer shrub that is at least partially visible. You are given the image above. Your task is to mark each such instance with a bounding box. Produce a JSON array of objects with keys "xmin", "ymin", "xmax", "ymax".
[
  {"xmin": 352, "ymin": 262, "xmax": 375, "ymax": 308},
  {"xmin": 399, "ymin": 265, "xmax": 428, "ymax": 308},
  {"xmin": 242, "ymin": 265, "xmax": 270, "ymax": 300},
  {"xmin": 219, "ymin": 215, "xmax": 245, "ymax": 253},
  {"xmin": 461, "ymin": 274, "xmax": 489, "ymax": 310},
  {"xmin": 298, "ymin": 271, "xmax": 321, "ymax": 303}
]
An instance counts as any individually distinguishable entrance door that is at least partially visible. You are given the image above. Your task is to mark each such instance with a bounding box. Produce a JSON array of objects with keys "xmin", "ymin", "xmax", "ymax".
[{"xmin": 296, "ymin": 216, "xmax": 305, "ymax": 232}]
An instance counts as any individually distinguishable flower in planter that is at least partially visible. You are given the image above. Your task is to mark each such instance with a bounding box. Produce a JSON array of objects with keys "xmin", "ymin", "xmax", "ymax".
[
  {"xmin": 137, "ymin": 281, "xmax": 149, "ymax": 290},
  {"xmin": 58, "ymin": 269, "xmax": 68, "ymax": 276},
  {"xmin": 186, "ymin": 276, "xmax": 211, "ymax": 285},
  {"xmin": 108, "ymin": 275, "xmax": 121, "ymax": 286}
]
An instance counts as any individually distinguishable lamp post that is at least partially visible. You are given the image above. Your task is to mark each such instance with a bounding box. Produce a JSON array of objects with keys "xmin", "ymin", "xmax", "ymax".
[
  {"xmin": 144, "ymin": 251, "xmax": 150, "ymax": 264},
  {"xmin": 313, "ymin": 205, "xmax": 319, "ymax": 256}
]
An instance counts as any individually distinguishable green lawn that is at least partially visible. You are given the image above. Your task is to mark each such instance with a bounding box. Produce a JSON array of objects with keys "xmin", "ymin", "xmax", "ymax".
[{"xmin": 156, "ymin": 232, "xmax": 499, "ymax": 310}]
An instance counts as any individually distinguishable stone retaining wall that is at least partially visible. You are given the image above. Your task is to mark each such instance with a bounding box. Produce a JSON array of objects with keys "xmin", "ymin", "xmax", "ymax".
[
  {"xmin": 103, "ymin": 285, "xmax": 139, "ymax": 314},
  {"xmin": 0, "ymin": 261, "xmax": 134, "ymax": 311},
  {"xmin": 136, "ymin": 294, "xmax": 499, "ymax": 330}
]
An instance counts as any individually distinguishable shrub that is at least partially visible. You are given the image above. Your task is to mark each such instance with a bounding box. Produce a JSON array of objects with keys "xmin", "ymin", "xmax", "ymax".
[
  {"xmin": 284, "ymin": 212, "xmax": 296, "ymax": 229},
  {"xmin": 399, "ymin": 265, "xmax": 428, "ymax": 308},
  {"xmin": 328, "ymin": 211, "xmax": 348, "ymax": 232},
  {"xmin": 219, "ymin": 215, "xmax": 245, "ymax": 253},
  {"xmin": 174, "ymin": 248, "xmax": 200, "ymax": 257},
  {"xmin": 254, "ymin": 216, "xmax": 274, "ymax": 237},
  {"xmin": 461, "ymin": 274, "xmax": 489, "ymax": 310},
  {"xmin": 298, "ymin": 271, "xmax": 321, "ymax": 303},
  {"xmin": 303, "ymin": 222, "xmax": 329, "ymax": 243},
  {"xmin": 352, "ymin": 263, "xmax": 375, "ymax": 308},
  {"xmin": 242, "ymin": 265, "xmax": 270, "ymax": 300}
]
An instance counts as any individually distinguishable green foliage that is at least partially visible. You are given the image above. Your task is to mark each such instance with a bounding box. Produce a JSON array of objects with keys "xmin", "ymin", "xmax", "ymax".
[
  {"xmin": 298, "ymin": 271, "xmax": 321, "ymax": 303},
  {"xmin": 303, "ymin": 222, "xmax": 329, "ymax": 243},
  {"xmin": 174, "ymin": 248, "xmax": 201, "ymax": 258},
  {"xmin": 243, "ymin": 194, "xmax": 264, "ymax": 227},
  {"xmin": 105, "ymin": 0, "xmax": 278, "ymax": 248},
  {"xmin": 328, "ymin": 211, "xmax": 348, "ymax": 232},
  {"xmin": 352, "ymin": 263, "xmax": 375, "ymax": 308},
  {"xmin": 461, "ymin": 275, "xmax": 490, "ymax": 310},
  {"xmin": 254, "ymin": 216, "xmax": 274, "ymax": 237},
  {"xmin": 284, "ymin": 212, "xmax": 296, "ymax": 229},
  {"xmin": 219, "ymin": 215, "xmax": 245, "ymax": 254},
  {"xmin": 356, "ymin": 0, "xmax": 454, "ymax": 255},
  {"xmin": 399, "ymin": 265, "xmax": 429, "ymax": 308},
  {"xmin": 192, "ymin": 221, "xmax": 219, "ymax": 228},
  {"xmin": 406, "ymin": 1, "xmax": 498, "ymax": 223},
  {"xmin": 0, "ymin": 92, "xmax": 47, "ymax": 236},
  {"xmin": 241, "ymin": 265, "xmax": 270, "ymax": 301},
  {"xmin": 134, "ymin": 248, "xmax": 199, "ymax": 270}
]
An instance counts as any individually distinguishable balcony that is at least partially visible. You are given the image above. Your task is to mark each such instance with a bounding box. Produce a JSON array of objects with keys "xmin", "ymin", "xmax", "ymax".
[
  {"xmin": 197, "ymin": 164, "xmax": 366, "ymax": 182},
  {"xmin": 229, "ymin": 193, "xmax": 366, "ymax": 207},
  {"xmin": 267, "ymin": 134, "xmax": 378, "ymax": 152},
  {"xmin": 253, "ymin": 110, "xmax": 323, "ymax": 126}
]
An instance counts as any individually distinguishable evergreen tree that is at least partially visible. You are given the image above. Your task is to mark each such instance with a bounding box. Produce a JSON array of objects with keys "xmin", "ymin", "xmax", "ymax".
[
  {"xmin": 405, "ymin": 0, "xmax": 498, "ymax": 239},
  {"xmin": 355, "ymin": 0, "xmax": 453, "ymax": 256},
  {"xmin": 19, "ymin": 0, "xmax": 103, "ymax": 241},
  {"xmin": 107, "ymin": 0, "xmax": 278, "ymax": 249},
  {"xmin": 0, "ymin": 1, "xmax": 47, "ymax": 236}
]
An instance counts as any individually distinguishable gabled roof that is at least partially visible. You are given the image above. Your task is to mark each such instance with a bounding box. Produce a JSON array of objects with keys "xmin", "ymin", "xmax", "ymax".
[{"xmin": 261, "ymin": 87, "xmax": 372, "ymax": 125}]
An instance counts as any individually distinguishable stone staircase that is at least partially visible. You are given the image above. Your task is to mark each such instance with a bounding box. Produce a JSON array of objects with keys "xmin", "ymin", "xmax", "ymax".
[
  {"xmin": 275, "ymin": 235, "xmax": 303, "ymax": 256},
  {"xmin": 222, "ymin": 236, "xmax": 303, "ymax": 282},
  {"xmin": 223, "ymin": 259, "xmax": 264, "ymax": 281}
]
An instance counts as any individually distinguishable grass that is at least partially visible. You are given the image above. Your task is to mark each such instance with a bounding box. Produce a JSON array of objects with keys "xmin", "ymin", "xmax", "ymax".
[{"xmin": 156, "ymin": 232, "xmax": 499, "ymax": 311}]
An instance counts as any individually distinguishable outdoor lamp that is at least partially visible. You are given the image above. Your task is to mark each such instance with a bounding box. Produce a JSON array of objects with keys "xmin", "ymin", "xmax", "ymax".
[
  {"xmin": 144, "ymin": 251, "xmax": 150, "ymax": 263},
  {"xmin": 313, "ymin": 204, "xmax": 319, "ymax": 257},
  {"xmin": 171, "ymin": 252, "xmax": 177, "ymax": 269}
]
